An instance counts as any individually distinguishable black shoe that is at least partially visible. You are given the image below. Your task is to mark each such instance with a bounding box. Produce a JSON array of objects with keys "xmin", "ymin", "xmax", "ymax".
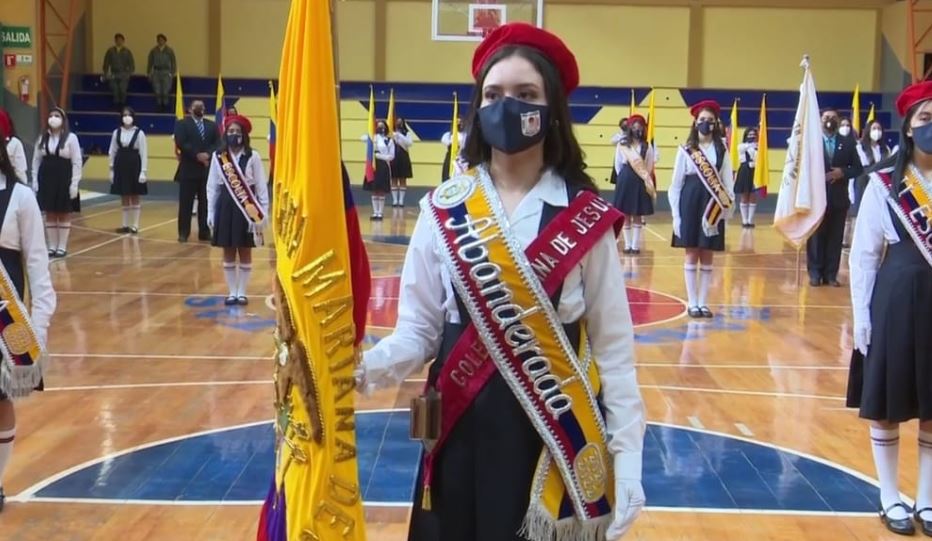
[
  {"xmin": 129, "ymin": 227, "xmax": 139, "ymax": 235},
  {"xmin": 632, "ymin": 249, "xmax": 641, "ymax": 255},
  {"xmin": 48, "ymin": 248, "xmax": 56, "ymax": 257},
  {"xmin": 622, "ymin": 248, "xmax": 632, "ymax": 255},
  {"xmin": 198, "ymin": 234, "xmax": 211, "ymax": 242},
  {"xmin": 178, "ymin": 236, "xmax": 188, "ymax": 243},
  {"xmin": 699, "ymin": 306, "xmax": 714, "ymax": 318},
  {"xmin": 237, "ymin": 296, "xmax": 249, "ymax": 306},
  {"xmin": 55, "ymin": 249, "xmax": 67, "ymax": 258},
  {"xmin": 748, "ymin": 223, "xmax": 756, "ymax": 229},
  {"xmin": 116, "ymin": 226, "xmax": 130, "ymax": 234},
  {"xmin": 687, "ymin": 306, "xmax": 703, "ymax": 318},
  {"xmin": 374, "ymin": 215, "xmax": 383, "ymax": 221},
  {"xmin": 224, "ymin": 296, "xmax": 238, "ymax": 306},
  {"xmin": 809, "ymin": 277, "xmax": 821, "ymax": 287},
  {"xmin": 915, "ymin": 507, "xmax": 932, "ymax": 537},
  {"xmin": 881, "ymin": 503, "xmax": 916, "ymax": 536},
  {"xmin": 0, "ymin": 486, "xmax": 5, "ymax": 512}
]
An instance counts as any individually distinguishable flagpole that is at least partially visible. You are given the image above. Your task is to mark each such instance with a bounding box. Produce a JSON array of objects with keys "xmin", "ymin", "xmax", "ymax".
[{"xmin": 331, "ymin": 0, "xmax": 342, "ymax": 139}]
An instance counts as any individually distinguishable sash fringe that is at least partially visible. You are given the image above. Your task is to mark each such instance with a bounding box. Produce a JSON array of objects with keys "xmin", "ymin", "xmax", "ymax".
[
  {"xmin": 0, "ymin": 355, "xmax": 44, "ymax": 399},
  {"xmin": 519, "ymin": 503, "xmax": 612, "ymax": 541}
]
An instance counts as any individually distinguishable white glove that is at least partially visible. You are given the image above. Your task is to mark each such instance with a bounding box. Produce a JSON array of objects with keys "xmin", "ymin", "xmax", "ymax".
[
  {"xmin": 139, "ymin": 173, "xmax": 147, "ymax": 184},
  {"xmin": 672, "ymin": 217, "xmax": 682, "ymax": 238},
  {"xmin": 109, "ymin": 169, "xmax": 114, "ymax": 183},
  {"xmin": 854, "ymin": 317, "xmax": 871, "ymax": 356},
  {"xmin": 207, "ymin": 216, "xmax": 215, "ymax": 230},
  {"xmin": 69, "ymin": 184, "xmax": 79, "ymax": 200},
  {"xmin": 848, "ymin": 179, "xmax": 856, "ymax": 205},
  {"xmin": 35, "ymin": 328, "xmax": 48, "ymax": 352},
  {"xmin": 31, "ymin": 178, "xmax": 38, "ymax": 193},
  {"xmin": 606, "ymin": 478, "xmax": 645, "ymax": 540}
]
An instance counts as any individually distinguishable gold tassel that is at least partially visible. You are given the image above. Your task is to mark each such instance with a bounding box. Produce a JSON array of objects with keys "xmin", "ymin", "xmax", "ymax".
[{"xmin": 421, "ymin": 484, "xmax": 432, "ymax": 511}]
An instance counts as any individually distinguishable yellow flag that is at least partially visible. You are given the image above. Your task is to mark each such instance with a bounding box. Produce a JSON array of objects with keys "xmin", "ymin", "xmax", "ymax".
[
  {"xmin": 866, "ymin": 102, "xmax": 875, "ymax": 124},
  {"xmin": 753, "ymin": 95, "xmax": 769, "ymax": 192},
  {"xmin": 387, "ymin": 88, "xmax": 396, "ymax": 137},
  {"xmin": 852, "ymin": 84, "xmax": 861, "ymax": 135},
  {"xmin": 645, "ymin": 89, "xmax": 655, "ymax": 145},
  {"xmin": 449, "ymin": 92, "xmax": 459, "ymax": 178},
  {"xmin": 264, "ymin": 0, "xmax": 367, "ymax": 538},
  {"xmin": 729, "ymin": 99, "xmax": 740, "ymax": 173},
  {"xmin": 174, "ymin": 71, "xmax": 184, "ymax": 120},
  {"xmin": 629, "ymin": 88, "xmax": 635, "ymax": 117}
]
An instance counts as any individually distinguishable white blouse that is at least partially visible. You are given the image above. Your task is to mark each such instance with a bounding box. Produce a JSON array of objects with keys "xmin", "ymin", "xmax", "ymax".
[
  {"xmin": 108, "ymin": 127, "xmax": 149, "ymax": 174},
  {"xmin": 668, "ymin": 144, "xmax": 735, "ymax": 224},
  {"xmin": 857, "ymin": 142, "xmax": 899, "ymax": 167},
  {"xmin": 374, "ymin": 135, "xmax": 395, "ymax": 162},
  {"xmin": 31, "ymin": 132, "xmax": 83, "ymax": 189},
  {"xmin": 738, "ymin": 142, "xmax": 758, "ymax": 166},
  {"xmin": 362, "ymin": 168, "xmax": 646, "ymax": 479},
  {"xmin": 614, "ymin": 142, "xmax": 657, "ymax": 176},
  {"xmin": 392, "ymin": 131, "xmax": 414, "ymax": 151},
  {"xmin": 441, "ymin": 131, "xmax": 467, "ymax": 148},
  {"xmin": 0, "ymin": 174, "xmax": 55, "ymax": 347},
  {"xmin": 6, "ymin": 137, "xmax": 27, "ymax": 184},
  {"xmin": 206, "ymin": 149, "xmax": 270, "ymax": 227}
]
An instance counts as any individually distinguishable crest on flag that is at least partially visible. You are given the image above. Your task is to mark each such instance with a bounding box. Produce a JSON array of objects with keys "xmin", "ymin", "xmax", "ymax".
[{"xmin": 521, "ymin": 110, "xmax": 541, "ymax": 136}]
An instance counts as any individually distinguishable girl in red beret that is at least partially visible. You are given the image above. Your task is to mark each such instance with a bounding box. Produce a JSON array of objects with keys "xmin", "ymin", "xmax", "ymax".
[
  {"xmin": 847, "ymin": 80, "xmax": 932, "ymax": 537},
  {"xmin": 206, "ymin": 114, "xmax": 268, "ymax": 306},
  {"xmin": 358, "ymin": 22, "xmax": 644, "ymax": 541},
  {"xmin": 0, "ymin": 109, "xmax": 26, "ymax": 184},
  {"xmin": 612, "ymin": 114, "xmax": 656, "ymax": 254},
  {"xmin": 669, "ymin": 100, "xmax": 734, "ymax": 318}
]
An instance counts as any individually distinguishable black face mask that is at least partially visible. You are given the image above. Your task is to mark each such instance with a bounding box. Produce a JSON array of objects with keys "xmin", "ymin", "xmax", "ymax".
[
  {"xmin": 192, "ymin": 107, "xmax": 205, "ymax": 118},
  {"xmin": 477, "ymin": 97, "xmax": 549, "ymax": 155},
  {"xmin": 376, "ymin": 127, "xmax": 386, "ymax": 135},
  {"xmin": 913, "ymin": 123, "xmax": 932, "ymax": 154},
  {"xmin": 226, "ymin": 133, "xmax": 243, "ymax": 147},
  {"xmin": 631, "ymin": 127, "xmax": 645, "ymax": 140},
  {"xmin": 697, "ymin": 121, "xmax": 714, "ymax": 136},
  {"xmin": 824, "ymin": 119, "xmax": 838, "ymax": 133}
]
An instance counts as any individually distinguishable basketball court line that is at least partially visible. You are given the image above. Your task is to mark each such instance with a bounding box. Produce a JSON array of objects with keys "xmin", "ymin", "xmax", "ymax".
[
  {"xmin": 53, "ymin": 218, "xmax": 178, "ymax": 261},
  {"xmin": 50, "ymin": 353, "xmax": 270, "ymax": 360}
]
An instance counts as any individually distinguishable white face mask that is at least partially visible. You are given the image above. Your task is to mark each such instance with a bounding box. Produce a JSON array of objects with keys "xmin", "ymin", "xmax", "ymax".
[
  {"xmin": 838, "ymin": 126, "xmax": 851, "ymax": 137},
  {"xmin": 870, "ymin": 129, "xmax": 883, "ymax": 142},
  {"xmin": 122, "ymin": 115, "xmax": 134, "ymax": 126},
  {"xmin": 48, "ymin": 116, "xmax": 63, "ymax": 129}
]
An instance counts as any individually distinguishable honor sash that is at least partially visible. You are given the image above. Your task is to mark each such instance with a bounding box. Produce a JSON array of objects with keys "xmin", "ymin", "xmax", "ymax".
[
  {"xmin": 619, "ymin": 144, "xmax": 656, "ymax": 200},
  {"xmin": 0, "ymin": 264, "xmax": 44, "ymax": 398},
  {"xmin": 423, "ymin": 169, "xmax": 621, "ymax": 541},
  {"xmin": 684, "ymin": 146, "xmax": 733, "ymax": 236},
  {"xmin": 216, "ymin": 150, "xmax": 266, "ymax": 245},
  {"xmin": 877, "ymin": 168, "xmax": 932, "ymax": 268}
]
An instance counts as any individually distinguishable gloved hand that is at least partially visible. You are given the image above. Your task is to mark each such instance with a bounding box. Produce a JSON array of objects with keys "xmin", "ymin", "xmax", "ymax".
[
  {"xmin": 854, "ymin": 316, "xmax": 871, "ymax": 356},
  {"xmin": 109, "ymin": 170, "xmax": 114, "ymax": 183},
  {"xmin": 69, "ymin": 184, "xmax": 79, "ymax": 200},
  {"xmin": 139, "ymin": 173, "xmax": 147, "ymax": 184},
  {"xmin": 35, "ymin": 328, "xmax": 48, "ymax": 351},
  {"xmin": 606, "ymin": 477, "xmax": 645, "ymax": 540},
  {"xmin": 672, "ymin": 217, "xmax": 681, "ymax": 238},
  {"xmin": 207, "ymin": 216, "xmax": 215, "ymax": 230},
  {"xmin": 31, "ymin": 178, "xmax": 38, "ymax": 193}
]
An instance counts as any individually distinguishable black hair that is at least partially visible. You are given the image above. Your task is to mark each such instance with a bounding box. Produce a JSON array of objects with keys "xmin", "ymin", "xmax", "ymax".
[
  {"xmin": 121, "ymin": 105, "xmax": 136, "ymax": 119},
  {"xmin": 40, "ymin": 107, "xmax": 70, "ymax": 152},
  {"xmin": 0, "ymin": 135, "xmax": 17, "ymax": 183},
  {"xmin": 821, "ymin": 107, "xmax": 840, "ymax": 116},
  {"xmin": 462, "ymin": 45, "xmax": 597, "ymax": 193},
  {"xmin": 157, "ymin": 34, "xmax": 167, "ymax": 41},
  {"xmin": 686, "ymin": 107, "xmax": 726, "ymax": 151},
  {"xmin": 743, "ymin": 127, "xmax": 759, "ymax": 143},
  {"xmin": 886, "ymin": 101, "xmax": 922, "ymax": 197},
  {"xmin": 115, "ymin": 33, "xmax": 125, "ymax": 41},
  {"xmin": 395, "ymin": 116, "xmax": 408, "ymax": 134},
  {"xmin": 859, "ymin": 120, "xmax": 892, "ymax": 167}
]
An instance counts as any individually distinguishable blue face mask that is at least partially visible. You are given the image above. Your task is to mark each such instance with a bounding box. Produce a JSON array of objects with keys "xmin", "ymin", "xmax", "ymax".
[
  {"xmin": 226, "ymin": 133, "xmax": 243, "ymax": 148},
  {"xmin": 477, "ymin": 97, "xmax": 549, "ymax": 155},
  {"xmin": 912, "ymin": 122, "xmax": 932, "ymax": 154}
]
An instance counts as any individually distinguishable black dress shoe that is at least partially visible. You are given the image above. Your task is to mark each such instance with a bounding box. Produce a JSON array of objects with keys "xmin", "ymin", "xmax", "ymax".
[
  {"xmin": 915, "ymin": 507, "xmax": 932, "ymax": 537},
  {"xmin": 687, "ymin": 306, "xmax": 703, "ymax": 318},
  {"xmin": 237, "ymin": 296, "xmax": 249, "ymax": 306},
  {"xmin": 809, "ymin": 277, "xmax": 822, "ymax": 287},
  {"xmin": 632, "ymin": 249, "xmax": 641, "ymax": 255},
  {"xmin": 224, "ymin": 296, "xmax": 238, "ymax": 306},
  {"xmin": 699, "ymin": 306, "xmax": 714, "ymax": 318},
  {"xmin": 881, "ymin": 503, "xmax": 916, "ymax": 536},
  {"xmin": 116, "ymin": 226, "xmax": 130, "ymax": 234},
  {"xmin": 129, "ymin": 227, "xmax": 139, "ymax": 235},
  {"xmin": 0, "ymin": 486, "xmax": 5, "ymax": 512}
]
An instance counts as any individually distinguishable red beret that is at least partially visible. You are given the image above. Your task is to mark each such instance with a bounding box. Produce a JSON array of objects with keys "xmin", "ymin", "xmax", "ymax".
[
  {"xmin": 472, "ymin": 22, "xmax": 579, "ymax": 94},
  {"xmin": 690, "ymin": 100, "xmax": 721, "ymax": 119},
  {"xmin": 896, "ymin": 81, "xmax": 932, "ymax": 117},
  {"xmin": 628, "ymin": 114, "xmax": 647, "ymax": 127},
  {"xmin": 0, "ymin": 109, "xmax": 10, "ymax": 140},
  {"xmin": 223, "ymin": 114, "xmax": 252, "ymax": 134}
]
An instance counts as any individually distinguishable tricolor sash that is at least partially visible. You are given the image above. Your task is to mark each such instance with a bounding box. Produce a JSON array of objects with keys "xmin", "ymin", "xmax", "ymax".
[
  {"xmin": 684, "ymin": 145, "xmax": 733, "ymax": 236},
  {"xmin": 619, "ymin": 144, "xmax": 656, "ymax": 200},
  {"xmin": 216, "ymin": 150, "xmax": 266, "ymax": 245},
  {"xmin": 422, "ymin": 168, "xmax": 622, "ymax": 541},
  {"xmin": 0, "ymin": 265, "xmax": 44, "ymax": 398},
  {"xmin": 877, "ymin": 167, "xmax": 932, "ymax": 268}
]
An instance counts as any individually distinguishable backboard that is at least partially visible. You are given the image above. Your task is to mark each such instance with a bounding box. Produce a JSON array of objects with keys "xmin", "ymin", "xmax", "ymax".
[{"xmin": 431, "ymin": 0, "xmax": 543, "ymax": 42}]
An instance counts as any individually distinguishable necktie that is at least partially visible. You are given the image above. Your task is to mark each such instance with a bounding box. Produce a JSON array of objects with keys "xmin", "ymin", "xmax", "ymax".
[
  {"xmin": 197, "ymin": 120, "xmax": 205, "ymax": 139},
  {"xmin": 824, "ymin": 137, "xmax": 835, "ymax": 160}
]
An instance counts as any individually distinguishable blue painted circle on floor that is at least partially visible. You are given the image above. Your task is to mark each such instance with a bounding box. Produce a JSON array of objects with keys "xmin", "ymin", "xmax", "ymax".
[{"xmin": 35, "ymin": 412, "xmax": 879, "ymax": 512}]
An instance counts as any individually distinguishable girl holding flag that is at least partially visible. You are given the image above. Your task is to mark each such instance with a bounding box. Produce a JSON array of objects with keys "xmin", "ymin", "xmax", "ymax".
[
  {"xmin": 362, "ymin": 119, "xmax": 394, "ymax": 220},
  {"xmin": 734, "ymin": 127, "xmax": 759, "ymax": 228},
  {"xmin": 206, "ymin": 114, "xmax": 268, "ymax": 306},
  {"xmin": 612, "ymin": 114, "xmax": 655, "ymax": 253},
  {"xmin": 391, "ymin": 116, "xmax": 414, "ymax": 207}
]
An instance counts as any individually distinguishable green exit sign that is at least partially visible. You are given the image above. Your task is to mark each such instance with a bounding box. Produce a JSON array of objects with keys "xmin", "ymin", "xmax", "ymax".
[{"xmin": 1, "ymin": 26, "xmax": 32, "ymax": 49}]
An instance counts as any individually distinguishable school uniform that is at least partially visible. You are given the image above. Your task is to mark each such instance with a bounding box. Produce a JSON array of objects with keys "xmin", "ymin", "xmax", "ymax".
[
  {"xmin": 852, "ymin": 142, "xmax": 898, "ymax": 215},
  {"xmin": 362, "ymin": 170, "xmax": 644, "ymax": 541},
  {"xmin": 207, "ymin": 148, "xmax": 269, "ymax": 248},
  {"xmin": 392, "ymin": 130, "xmax": 414, "ymax": 179},
  {"xmin": 668, "ymin": 141, "xmax": 734, "ymax": 252},
  {"xmin": 847, "ymin": 169, "xmax": 932, "ymax": 422},
  {"xmin": 32, "ymin": 132, "xmax": 82, "ymax": 214},
  {"xmin": 363, "ymin": 135, "xmax": 394, "ymax": 193},
  {"xmin": 734, "ymin": 143, "xmax": 758, "ymax": 195},
  {"xmin": 0, "ymin": 172, "xmax": 56, "ymax": 401},
  {"xmin": 612, "ymin": 142, "xmax": 655, "ymax": 216},
  {"xmin": 440, "ymin": 131, "xmax": 467, "ymax": 182},
  {"xmin": 5, "ymin": 137, "xmax": 27, "ymax": 184},
  {"xmin": 108, "ymin": 127, "xmax": 148, "ymax": 196}
]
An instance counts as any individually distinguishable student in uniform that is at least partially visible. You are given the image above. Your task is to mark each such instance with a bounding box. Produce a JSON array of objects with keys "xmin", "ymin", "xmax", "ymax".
[
  {"xmin": 102, "ymin": 33, "xmax": 135, "ymax": 109},
  {"xmin": 0, "ymin": 140, "xmax": 56, "ymax": 512},
  {"xmin": 609, "ymin": 117, "xmax": 628, "ymax": 185},
  {"xmin": 32, "ymin": 107, "xmax": 82, "ymax": 258},
  {"xmin": 612, "ymin": 114, "xmax": 655, "ymax": 254},
  {"xmin": 839, "ymin": 117, "xmax": 855, "ymax": 139},
  {"xmin": 855, "ymin": 119, "xmax": 897, "ymax": 208},
  {"xmin": 108, "ymin": 107, "xmax": 148, "ymax": 234},
  {"xmin": 357, "ymin": 22, "xmax": 645, "ymax": 541},
  {"xmin": 847, "ymin": 81, "xmax": 932, "ymax": 537},
  {"xmin": 440, "ymin": 120, "xmax": 467, "ymax": 182},
  {"xmin": 206, "ymin": 114, "xmax": 268, "ymax": 306},
  {"xmin": 669, "ymin": 100, "xmax": 734, "ymax": 318},
  {"xmin": 391, "ymin": 117, "xmax": 414, "ymax": 208},
  {"xmin": 734, "ymin": 127, "xmax": 759, "ymax": 228},
  {"xmin": 0, "ymin": 109, "xmax": 27, "ymax": 183},
  {"xmin": 146, "ymin": 34, "xmax": 176, "ymax": 113},
  {"xmin": 363, "ymin": 120, "xmax": 394, "ymax": 220}
]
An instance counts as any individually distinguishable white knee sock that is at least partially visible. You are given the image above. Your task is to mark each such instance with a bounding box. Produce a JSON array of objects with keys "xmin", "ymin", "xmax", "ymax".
[
  {"xmin": 399, "ymin": 188, "xmax": 406, "ymax": 206},
  {"xmin": 871, "ymin": 426, "xmax": 907, "ymax": 519},
  {"xmin": 45, "ymin": 224, "xmax": 59, "ymax": 252},
  {"xmin": 58, "ymin": 222, "xmax": 71, "ymax": 252},
  {"xmin": 698, "ymin": 265, "xmax": 714, "ymax": 307},
  {"xmin": 223, "ymin": 262, "xmax": 237, "ymax": 297},
  {"xmin": 122, "ymin": 206, "xmax": 131, "ymax": 228},
  {"xmin": 632, "ymin": 224, "xmax": 643, "ymax": 251},
  {"xmin": 917, "ymin": 431, "xmax": 932, "ymax": 519},
  {"xmin": 622, "ymin": 226, "xmax": 632, "ymax": 250},
  {"xmin": 377, "ymin": 196, "xmax": 386, "ymax": 216},
  {"xmin": 748, "ymin": 203, "xmax": 757, "ymax": 224},
  {"xmin": 391, "ymin": 188, "xmax": 399, "ymax": 206},
  {"xmin": 0, "ymin": 427, "xmax": 14, "ymax": 489},
  {"xmin": 131, "ymin": 205, "xmax": 141, "ymax": 229},
  {"xmin": 236, "ymin": 263, "xmax": 252, "ymax": 298},
  {"xmin": 684, "ymin": 264, "xmax": 698, "ymax": 307},
  {"xmin": 370, "ymin": 196, "xmax": 378, "ymax": 216},
  {"xmin": 740, "ymin": 203, "xmax": 749, "ymax": 224}
]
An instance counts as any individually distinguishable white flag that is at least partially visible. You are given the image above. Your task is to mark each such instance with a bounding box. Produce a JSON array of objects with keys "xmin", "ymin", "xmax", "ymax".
[{"xmin": 773, "ymin": 56, "xmax": 827, "ymax": 248}]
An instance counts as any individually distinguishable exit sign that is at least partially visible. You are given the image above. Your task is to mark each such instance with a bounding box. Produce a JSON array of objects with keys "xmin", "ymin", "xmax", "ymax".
[{"xmin": 1, "ymin": 26, "xmax": 32, "ymax": 49}]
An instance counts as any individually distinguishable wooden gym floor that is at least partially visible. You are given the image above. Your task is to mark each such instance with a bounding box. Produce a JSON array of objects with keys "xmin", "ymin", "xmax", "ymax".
[{"xmin": 0, "ymin": 195, "xmax": 919, "ymax": 541}]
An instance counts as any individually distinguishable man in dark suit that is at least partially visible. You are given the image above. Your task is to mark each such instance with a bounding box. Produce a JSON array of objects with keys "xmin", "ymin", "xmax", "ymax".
[
  {"xmin": 173, "ymin": 99, "xmax": 218, "ymax": 242},
  {"xmin": 806, "ymin": 108, "xmax": 863, "ymax": 287}
]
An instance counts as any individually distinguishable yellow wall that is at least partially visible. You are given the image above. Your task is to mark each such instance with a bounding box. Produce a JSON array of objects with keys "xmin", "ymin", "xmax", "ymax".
[
  {"xmin": 385, "ymin": 1, "xmax": 475, "ymax": 83},
  {"xmin": 546, "ymin": 5, "xmax": 690, "ymax": 88},
  {"xmin": 336, "ymin": 0, "xmax": 377, "ymax": 81},
  {"xmin": 702, "ymin": 7, "xmax": 877, "ymax": 91},
  {"xmin": 219, "ymin": 0, "xmax": 289, "ymax": 78}
]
